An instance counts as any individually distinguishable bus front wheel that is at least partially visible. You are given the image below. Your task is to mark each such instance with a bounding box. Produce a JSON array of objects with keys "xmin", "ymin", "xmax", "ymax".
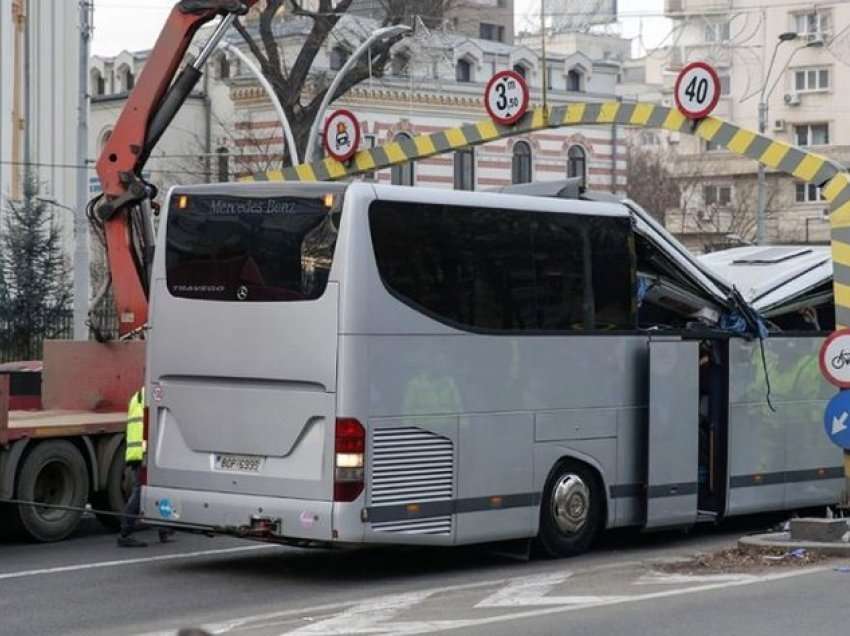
[{"xmin": 536, "ymin": 461, "xmax": 603, "ymax": 558}]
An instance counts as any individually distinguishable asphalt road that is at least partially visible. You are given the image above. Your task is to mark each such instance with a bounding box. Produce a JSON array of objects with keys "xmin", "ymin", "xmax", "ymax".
[{"xmin": 0, "ymin": 514, "xmax": 846, "ymax": 636}]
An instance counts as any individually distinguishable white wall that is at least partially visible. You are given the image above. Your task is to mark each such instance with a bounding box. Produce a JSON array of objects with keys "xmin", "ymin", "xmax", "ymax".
[{"xmin": 0, "ymin": 0, "xmax": 80, "ymax": 255}]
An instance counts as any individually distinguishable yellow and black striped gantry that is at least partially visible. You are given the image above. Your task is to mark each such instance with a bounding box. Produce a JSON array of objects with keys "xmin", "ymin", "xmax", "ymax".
[{"xmin": 240, "ymin": 101, "xmax": 850, "ymax": 328}]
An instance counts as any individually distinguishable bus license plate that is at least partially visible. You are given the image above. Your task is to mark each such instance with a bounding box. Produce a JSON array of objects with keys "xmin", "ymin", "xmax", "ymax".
[{"xmin": 215, "ymin": 454, "xmax": 264, "ymax": 473}]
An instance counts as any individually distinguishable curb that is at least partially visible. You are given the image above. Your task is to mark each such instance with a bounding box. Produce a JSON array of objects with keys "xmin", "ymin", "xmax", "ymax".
[{"xmin": 739, "ymin": 532, "xmax": 850, "ymax": 557}]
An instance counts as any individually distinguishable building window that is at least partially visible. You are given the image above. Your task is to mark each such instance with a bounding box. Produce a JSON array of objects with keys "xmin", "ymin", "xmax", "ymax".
[
  {"xmin": 705, "ymin": 138, "xmax": 723, "ymax": 151},
  {"xmin": 719, "ymin": 74, "xmax": 731, "ymax": 95},
  {"xmin": 796, "ymin": 182, "xmax": 826, "ymax": 203},
  {"xmin": 216, "ymin": 147, "xmax": 229, "ymax": 182},
  {"xmin": 454, "ymin": 148, "xmax": 475, "ymax": 190},
  {"xmin": 567, "ymin": 69, "xmax": 582, "ymax": 92},
  {"xmin": 117, "ymin": 65, "xmax": 134, "ymax": 93},
  {"xmin": 217, "ymin": 55, "xmax": 230, "ymax": 79},
  {"xmin": 794, "ymin": 11, "xmax": 830, "ymax": 37},
  {"xmin": 512, "ymin": 141, "xmax": 532, "ymax": 184},
  {"xmin": 361, "ymin": 134, "xmax": 377, "ymax": 181},
  {"xmin": 456, "ymin": 59, "xmax": 472, "ymax": 82},
  {"xmin": 392, "ymin": 53, "xmax": 409, "ymax": 77},
  {"xmin": 640, "ymin": 131, "xmax": 660, "ymax": 146},
  {"xmin": 795, "ymin": 67, "xmax": 830, "ymax": 92},
  {"xmin": 479, "ymin": 22, "xmax": 505, "ymax": 42},
  {"xmin": 795, "ymin": 123, "xmax": 829, "ymax": 146},
  {"xmin": 513, "ymin": 63, "xmax": 527, "ymax": 78},
  {"xmin": 546, "ymin": 65, "xmax": 556, "ymax": 89},
  {"xmin": 390, "ymin": 133, "xmax": 415, "ymax": 186},
  {"xmin": 703, "ymin": 184, "xmax": 732, "ymax": 207},
  {"xmin": 567, "ymin": 145, "xmax": 587, "ymax": 186},
  {"xmin": 704, "ymin": 21, "xmax": 730, "ymax": 42},
  {"xmin": 90, "ymin": 70, "xmax": 104, "ymax": 96},
  {"xmin": 329, "ymin": 46, "xmax": 349, "ymax": 71}
]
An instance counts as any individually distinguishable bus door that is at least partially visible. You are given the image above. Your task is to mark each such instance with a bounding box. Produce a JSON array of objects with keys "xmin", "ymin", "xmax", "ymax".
[{"xmin": 645, "ymin": 337, "xmax": 699, "ymax": 529}]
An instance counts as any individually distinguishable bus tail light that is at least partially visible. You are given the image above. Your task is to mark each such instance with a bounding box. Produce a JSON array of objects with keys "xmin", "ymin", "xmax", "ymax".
[{"xmin": 334, "ymin": 418, "xmax": 364, "ymax": 502}]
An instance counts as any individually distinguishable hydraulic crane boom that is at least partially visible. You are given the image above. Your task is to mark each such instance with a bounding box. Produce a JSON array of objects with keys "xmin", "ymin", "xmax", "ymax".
[{"xmin": 93, "ymin": 0, "xmax": 259, "ymax": 337}]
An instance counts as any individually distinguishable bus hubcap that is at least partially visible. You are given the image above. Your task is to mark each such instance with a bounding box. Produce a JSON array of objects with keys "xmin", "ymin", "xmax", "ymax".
[{"xmin": 551, "ymin": 474, "xmax": 589, "ymax": 534}]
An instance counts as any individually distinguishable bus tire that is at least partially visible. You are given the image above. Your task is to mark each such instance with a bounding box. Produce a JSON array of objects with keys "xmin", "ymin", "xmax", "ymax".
[
  {"xmin": 92, "ymin": 444, "xmax": 129, "ymax": 530},
  {"xmin": 14, "ymin": 441, "xmax": 90, "ymax": 543},
  {"xmin": 535, "ymin": 460, "xmax": 603, "ymax": 558}
]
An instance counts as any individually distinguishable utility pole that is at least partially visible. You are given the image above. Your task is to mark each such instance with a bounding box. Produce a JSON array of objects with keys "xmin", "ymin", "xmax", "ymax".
[
  {"xmin": 756, "ymin": 101, "xmax": 767, "ymax": 245},
  {"xmin": 540, "ymin": 0, "xmax": 547, "ymax": 114},
  {"xmin": 74, "ymin": 0, "xmax": 92, "ymax": 340}
]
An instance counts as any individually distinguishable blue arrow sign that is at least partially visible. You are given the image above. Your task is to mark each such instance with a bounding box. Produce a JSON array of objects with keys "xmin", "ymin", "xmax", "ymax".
[{"xmin": 824, "ymin": 391, "xmax": 850, "ymax": 450}]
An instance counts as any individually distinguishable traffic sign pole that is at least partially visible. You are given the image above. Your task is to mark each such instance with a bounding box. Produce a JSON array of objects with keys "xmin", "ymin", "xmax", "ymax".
[{"xmin": 817, "ymin": 329, "xmax": 850, "ymax": 505}]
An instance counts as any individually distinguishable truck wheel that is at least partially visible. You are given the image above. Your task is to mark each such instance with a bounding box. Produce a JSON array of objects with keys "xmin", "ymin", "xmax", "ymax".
[
  {"xmin": 535, "ymin": 461, "xmax": 603, "ymax": 558},
  {"xmin": 93, "ymin": 445, "xmax": 130, "ymax": 530},
  {"xmin": 15, "ymin": 441, "xmax": 90, "ymax": 542}
]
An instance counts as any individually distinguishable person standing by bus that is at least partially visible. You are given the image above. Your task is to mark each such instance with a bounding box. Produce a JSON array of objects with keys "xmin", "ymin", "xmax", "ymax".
[{"xmin": 118, "ymin": 388, "xmax": 173, "ymax": 547}]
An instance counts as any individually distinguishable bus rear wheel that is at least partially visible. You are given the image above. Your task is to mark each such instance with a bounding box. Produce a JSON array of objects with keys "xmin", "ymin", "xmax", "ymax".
[
  {"xmin": 14, "ymin": 441, "xmax": 90, "ymax": 543},
  {"xmin": 536, "ymin": 461, "xmax": 602, "ymax": 558}
]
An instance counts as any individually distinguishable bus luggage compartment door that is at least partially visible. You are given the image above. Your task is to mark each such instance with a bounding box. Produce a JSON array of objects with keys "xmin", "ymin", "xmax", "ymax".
[{"xmin": 645, "ymin": 338, "xmax": 699, "ymax": 529}]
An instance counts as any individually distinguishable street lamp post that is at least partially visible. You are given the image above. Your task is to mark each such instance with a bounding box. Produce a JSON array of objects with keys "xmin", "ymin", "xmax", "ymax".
[
  {"xmin": 756, "ymin": 32, "xmax": 824, "ymax": 244},
  {"xmin": 756, "ymin": 31, "xmax": 798, "ymax": 245},
  {"xmin": 305, "ymin": 24, "xmax": 411, "ymax": 164},
  {"xmin": 216, "ymin": 41, "xmax": 300, "ymax": 165},
  {"xmin": 37, "ymin": 197, "xmax": 88, "ymax": 340}
]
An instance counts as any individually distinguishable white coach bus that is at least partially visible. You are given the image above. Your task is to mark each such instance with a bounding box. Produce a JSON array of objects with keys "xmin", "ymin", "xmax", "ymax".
[{"xmin": 142, "ymin": 181, "xmax": 841, "ymax": 557}]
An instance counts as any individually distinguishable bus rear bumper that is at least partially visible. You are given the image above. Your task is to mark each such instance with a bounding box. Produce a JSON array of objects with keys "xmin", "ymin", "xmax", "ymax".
[{"xmin": 141, "ymin": 485, "xmax": 334, "ymax": 543}]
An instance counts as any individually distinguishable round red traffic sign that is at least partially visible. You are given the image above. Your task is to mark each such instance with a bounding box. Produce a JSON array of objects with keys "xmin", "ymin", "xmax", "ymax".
[
  {"xmin": 484, "ymin": 70, "xmax": 529, "ymax": 126},
  {"xmin": 674, "ymin": 61, "xmax": 721, "ymax": 120},
  {"xmin": 819, "ymin": 329, "xmax": 850, "ymax": 388},
  {"xmin": 322, "ymin": 109, "xmax": 361, "ymax": 162}
]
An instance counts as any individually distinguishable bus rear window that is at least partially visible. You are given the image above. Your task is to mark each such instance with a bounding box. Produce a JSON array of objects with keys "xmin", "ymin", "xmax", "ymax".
[{"xmin": 165, "ymin": 194, "xmax": 340, "ymax": 302}]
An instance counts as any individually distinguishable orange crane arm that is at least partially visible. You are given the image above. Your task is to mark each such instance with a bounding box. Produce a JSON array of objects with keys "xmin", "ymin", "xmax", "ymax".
[{"xmin": 94, "ymin": 0, "xmax": 259, "ymax": 336}]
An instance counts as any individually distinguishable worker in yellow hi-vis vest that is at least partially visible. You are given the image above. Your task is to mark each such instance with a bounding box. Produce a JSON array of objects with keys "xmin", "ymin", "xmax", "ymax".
[{"xmin": 117, "ymin": 388, "xmax": 173, "ymax": 547}]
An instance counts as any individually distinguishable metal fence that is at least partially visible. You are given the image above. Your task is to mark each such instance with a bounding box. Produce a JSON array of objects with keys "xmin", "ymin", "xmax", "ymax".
[{"xmin": 0, "ymin": 306, "xmax": 120, "ymax": 364}]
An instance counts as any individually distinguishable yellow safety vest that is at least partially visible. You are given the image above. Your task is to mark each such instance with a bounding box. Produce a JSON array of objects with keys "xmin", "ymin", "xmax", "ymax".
[{"xmin": 125, "ymin": 388, "xmax": 145, "ymax": 463}]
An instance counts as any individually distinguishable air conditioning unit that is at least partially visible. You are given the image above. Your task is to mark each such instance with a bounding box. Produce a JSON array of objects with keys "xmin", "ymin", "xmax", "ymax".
[
  {"xmin": 773, "ymin": 119, "xmax": 786, "ymax": 132},
  {"xmin": 697, "ymin": 208, "xmax": 714, "ymax": 222},
  {"xmin": 784, "ymin": 93, "xmax": 801, "ymax": 106},
  {"xmin": 804, "ymin": 32, "xmax": 826, "ymax": 46},
  {"xmin": 669, "ymin": 131, "xmax": 681, "ymax": 144}
]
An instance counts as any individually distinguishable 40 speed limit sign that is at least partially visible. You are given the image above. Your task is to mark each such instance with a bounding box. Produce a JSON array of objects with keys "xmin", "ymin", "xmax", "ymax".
[
  {"xmin": 674, "ymin": 62, "xmax": 721, "ymax": 120},
  {"xmin": 485, "ymin": 70, "xmax": 529, "ymax": 126}
]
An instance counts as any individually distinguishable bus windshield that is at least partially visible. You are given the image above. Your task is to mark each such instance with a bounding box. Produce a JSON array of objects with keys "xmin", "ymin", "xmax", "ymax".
[{"xmin": 165, "ymin": 193, "xmax": 341, "ymax": 302}]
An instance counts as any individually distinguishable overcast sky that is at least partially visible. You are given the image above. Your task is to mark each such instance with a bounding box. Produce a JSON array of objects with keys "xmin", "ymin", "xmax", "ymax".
[{"xmin": 91, "ymin": 0, "xmax": 671, "ymax": 58}]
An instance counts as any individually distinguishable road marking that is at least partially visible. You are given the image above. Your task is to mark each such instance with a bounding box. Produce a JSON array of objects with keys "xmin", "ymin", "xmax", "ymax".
[
  {"xmin": 475, "ymin": 572, "xmax": 628, "ymax": 607},
  {"xmin": 136, "ymin": 560, "xmax": 831, "ymax": 635},
  {"xmin": 636, "ymin": 572, "xmax": 757, "ymax": 585},
  {"xmin": 353, "ymin": 566, "xmax": 832, "ymax": 636},
  {"xmin": 0, "ymin": 544, "xmax": 276, "ymax": 581},
  {"xmin": 153, "ymin": 579, "xmax": 506, "ymax": 635},
  {"xmin": 286, "ymin": 590, "xmax": 435, "ymax": 635}
]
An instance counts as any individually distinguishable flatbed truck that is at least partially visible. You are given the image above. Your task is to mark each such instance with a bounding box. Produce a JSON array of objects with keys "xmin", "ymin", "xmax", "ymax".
[{"xmin": 0, "ymin": 341, "xmax": 142, "ymax": 541}]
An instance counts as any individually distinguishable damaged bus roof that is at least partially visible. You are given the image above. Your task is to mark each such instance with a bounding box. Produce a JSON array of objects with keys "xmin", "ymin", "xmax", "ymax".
[{"xmin": 699, "ymin": 245, "xmax": 832, "ymax": 317}]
